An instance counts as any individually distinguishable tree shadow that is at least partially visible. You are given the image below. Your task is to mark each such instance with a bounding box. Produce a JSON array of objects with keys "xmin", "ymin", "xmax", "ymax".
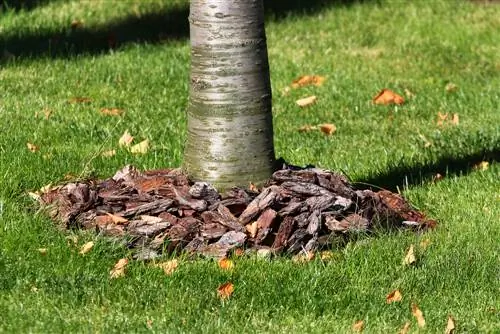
[
  {"xmin": 1, "ymin": 0, "xmax": 53, "ymax": 12},
  {"xmin": 356, "ymin": 147, "xmax": 499, "ymax": 192},
  {"xmin": 1, "ymin": 0, "xmax": 366, "ymax": 61}
]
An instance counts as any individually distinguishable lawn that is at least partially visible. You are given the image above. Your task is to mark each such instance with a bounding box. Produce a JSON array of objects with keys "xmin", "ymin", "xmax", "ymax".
[{"xmin": 1, "ymin": 0, "xmax": 499, "ymax": 332}]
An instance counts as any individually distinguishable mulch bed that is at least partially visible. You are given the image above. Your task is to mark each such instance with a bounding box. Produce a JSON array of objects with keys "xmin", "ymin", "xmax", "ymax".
[{"xmin": 34, "ymin": 163, "xmax": 436, "ymax": 260}]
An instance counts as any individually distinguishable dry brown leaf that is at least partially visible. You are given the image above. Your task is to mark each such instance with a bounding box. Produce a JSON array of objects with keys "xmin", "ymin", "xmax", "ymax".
[
  {"xmin": 296, "ymin": 95, "xmax": 317, "ymax": 107},
  {"xmin": 245, "ymin": 221, "xmax": 258, "ymax": 238},
  {"xmin": 79, "ymin": 241, "xmax": 94, "ymax": 255},
  {"xmin": 399, "ymin": 321, "xmax": 411, "ymax": 334},
  {"xmin": 445, "ymin": 316, "xmax": 456, "ymax": 334},
  {"xmin": 249, "ymin": 182, "xmax": 258, "ymax": 192},
  {"xmin": 298, "ymin": 124, "xmax": 317, "ymax": 132},
  {"xmin": 218, "ymin": 258, "xmax": 235, "ymax": 270},
  {"xmin": 352, "ymin": 320, "xmax": 364, "ymax": 332},
  {"xmin": 27, "ymin": 142, "xmax": 39, "ymax": 153},
  {"xmin": 291, "ymin": 75, "xmax": 326, "ymax": 88},
  {"xmin": 37, "ymin": 248, "xmax": 48, "ymax": 255},
  {"xmin": 319, "ymin": 123, "xmax": 336, "ymax": 136},
  {"xmin": 101, "ymin": 149, "xmax": 116, "ymax": 158},
  {"xmin": 105, "ymin": 213, "xmax": 128, "ymax": 224},
  {"xmin": 403, "ymin": 244, "xmax": 416, "ymax": 266},
  {"xmin": 372, "ymin": 89, "xmax": 405, "ymax": 105},
  {"xmin": 320, "ymin": 251, "xmax": 335, "ymax": 261},
  {"xmin": 451, "ymin": 113, "xmax": 459, "ymax": 125},
  {"xmin": 154, "ymin": 259, "xmax": 178, "ymax": 275},
  {"xmin": 118, "ymin": 130, "xmax": 134, "ymax": 147},
  {"xmin": 217, "ymin": 282, "xmax": 234, "ymax": 300},
  {"xmin": 130, "ymin": 139, "xmax": 149, "ymax": 154},
  {"xmin": 386, "ymin": 289, "xmax": 403, "ymax": 304},
  {"xmin": 419, "ymin": 238, "xmax": 431, "ymax": 250},
  {"xmin": 110, "ymin": 258, "xmax": 128, "ymax": 279},
  {"xmin": 68, "ymin": 97, "xmax": 92, "ymax": 103},
  {"xmin": 473, "ymin": 161, "xmax": 489, "ymax": 171},
  {"xmin": 411, "ymin": 303, "xmax": 426, "ymax": 328},
  {"xmin": 100, "ymin": 108, "xmax": 124, "ymax": 116},
  {"xmin": 292, "ymin": 251, "xmax": 315, "ymax": 263},
  {"xmin": 445, "ymin": 83, "xmax": 458, "ymax": 93}
]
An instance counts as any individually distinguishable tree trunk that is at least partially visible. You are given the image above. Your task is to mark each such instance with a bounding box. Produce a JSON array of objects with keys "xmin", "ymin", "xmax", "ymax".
[{"xmin": 183, "ymin": 0, "xmax": 276, "ymax": 191}]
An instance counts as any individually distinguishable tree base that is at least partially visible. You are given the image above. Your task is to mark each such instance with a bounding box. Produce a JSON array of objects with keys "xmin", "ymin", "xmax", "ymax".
[{"xmin": 35, "ymin": 162, "xmax": 436, "ymax": 260}]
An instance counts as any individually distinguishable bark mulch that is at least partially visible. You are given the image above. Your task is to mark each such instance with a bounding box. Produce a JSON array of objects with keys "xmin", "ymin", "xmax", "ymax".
[{"xmin": 34, "ymin": 163, "xmax": 436, "ymax": 260}]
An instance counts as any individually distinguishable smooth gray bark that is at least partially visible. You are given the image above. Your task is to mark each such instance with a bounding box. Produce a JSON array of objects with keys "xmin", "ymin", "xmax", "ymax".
[{"xmin": 183, "ymin": 0, "xmax": 276, "ymax": 190}]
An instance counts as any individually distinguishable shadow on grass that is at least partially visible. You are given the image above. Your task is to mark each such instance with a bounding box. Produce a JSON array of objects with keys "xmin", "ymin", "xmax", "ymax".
[
  {"xmin": 1, "ymin": 0, "xmax": 367, "ymax": 61},
  {"xmin": 357, "ymin": 147, "xmax": 500, "ymax": 192},
  {"xmin": 1, "ymin": 0, "xmax": 54, "ymax": 12}
]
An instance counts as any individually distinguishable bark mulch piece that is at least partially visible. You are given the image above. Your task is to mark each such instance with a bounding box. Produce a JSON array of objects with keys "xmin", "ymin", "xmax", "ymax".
[{"xmin": 33, "ymin": 163, "xmax": 436, "ymax": 260}]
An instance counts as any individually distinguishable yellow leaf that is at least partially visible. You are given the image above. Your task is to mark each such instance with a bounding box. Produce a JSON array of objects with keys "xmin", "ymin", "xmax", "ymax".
[
  {"xmin": 319, "ymin": 123, "xmax": 336, "ymax": 136},
  {"xmin": 352, "ymin": 320, "xmax": 364, "ymax": 332},
  {"xmin": 245, "ymin": 221, "xmax": 258, "ymax": 238},
  {"xmin": 217, "ymin": 282, "xmax": 234, "ymax": 300},
  {"xmin": 320, "ymin": 251, "xmax": 335, "ymax": 261},
  {"xmin": 296, "ymin": 95, "xmax": 317, "ymax": 107},
  {"xmin": 218, "ymin": 258, "xmax": 234, "ymax": 271},
  {"xmin": 473, "ymin": 161, "xmax": 489, "ymax": 171},
  {"xmin": 101, "ymin": 149, "xmax": 116, "ymax": 157},
  {"xmin": 445, "ymin": 316, "xmax": 456, "ymax": 334},
  {"xmin": 451, "ymin": 113, "xmax": 459, "ymax": 126},
  {"xmin": 37, "ymin": 248, "xmax": 48, "ymax": 255},
  {"xmin": 130, "ymin": 139, "xmax": 149, "ymax": 154},
  {"xmin": 292, "ymin": 251, "xmax": 315, "ymax": 264},
  {"xmin": 291, "ymin": 75, "xmax": 326, "ymax": 88},
  {"xmin": 105, "ymin": 212, "xmax": 128, "ymax": 224},
  {"xmin": 403, "ymin": 244, "xmax": 416, "ymax": 266},
  {"xmin": 386, "ymin": 289, "xmax": 403, "ymax": 303},
  {"xmin": 79, "ymin": 241, "xmax": 94, "ymax": 255},
  {"xmin": 445, "ymin": 83, "xmax": 458, "ymax": 93},
  {"xmin": 154, "ymin": 259, "xmax": 178, "ymax": 275},
  {"xmin": 110, "ymin": 258, "xmax": 128, "ymax": 279},
  {"xmin": 27, "ymin": 142, "xmax": 39, "ymax": 153},
  {"xmin": 411, "ymin": 303, "xmax": 426, "ymax": 328},
  {"xmin": 100, "ymin": 108, "xmax": 124, "ymax": 116},
  {"xmin": 118, "ymin": 130, "xmax": 134, "ymax": 147},
  {"xmin": 372, "ymin": 89, "xmax": 405, "ymax": 105},
  {"xmin": 398, "ymin": 321, "xmax": 411, "ymax": 334}
]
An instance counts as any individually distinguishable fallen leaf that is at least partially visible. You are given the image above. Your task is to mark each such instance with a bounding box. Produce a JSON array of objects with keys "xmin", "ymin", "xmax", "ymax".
[
  {"xmin": 298, "ymin": 124, "xmax": 317, "ymax": 132},
  {"xmin": 248, "ymin": 182, "xmax": 258, "ymax": 192},
  {"xmin": 445, "ymin": 83, "xmax": 458, "ymax": 93},
  {"xmin": 101, "ymin": 149, "xmax": 116, "ymax": 157},
  {"xmin": 419, "ymin": 238, "xmax": 431, "ymax": 250},
  {"xmin": 146, "ymin": 319, "xmax": 153, "ymax": 330},
  {"xmin": 320, "ymin": 251, "xmax": 335, "ymax": 261},
  {"xmin": 296, "ymin": 95, "xmax": 317, "ymax": 107},
  {"xmin": 473, "ymin": 161, "xmax": 489, "ymax": 171},
  {"xmin": 245, "ymin": 221, "xmax": 258, "ymax": 238},
  {"xmin": 105, "ymin": 212, "xmax": 128, "ymax": 224},
  {"xmin": 292, "ymin": 251, "xmax": 315, "ymax": 263},
  {"xmin": 451, "ymin": 113, "xmax": 459, "ymax": 125},
  {"xmin": 445, "ymin": 316, "xmax": 455, "ymax": 334},
  {"xmin": 37, "ymin": 248, "xmax": 48, "ymax": 255},
  {"xmin": 130, "ymin": 139, "xmax": 149, "ymax": 154},
  {"xmin": 218, "ymin": 258, "xmax": 234, "ymax": 270},
  {"xmin": 399, "ymin": 321, "xmax": 411, "ymax": 334},
  {"xmin": 110, "ymin": 258, "xmax": 128, "ymax": 278},
  {"xmin": 291, "ymin": 75, "xmax": 326, "ymax": 88},
  {"xmin": 432, "ymin": 173, "xmax": 444, "ymax": 183},
  {"xmin": 70, "ymin": 19, "xmax": 84, "ymax": 29},
  {"xmin": 31, "ymin": 286, "xmax": 39, "ymax": 293},
  {"xmin": 154, "ymin": 259, "xmax": 178, "ymax": 275},
  {"xmin": 404, "ymin": 88, "xmax": 416, "ymax": 99},
  {"xmin": 403, "ymin": 244, "xmax": 416, "ymax": 266},
  {"xmin": 386, "ymin": 289, "xmax": 403, "ymax": 303},
  {"xmin": 437, "ymin": 112, "xmax": 459, "ymax": 127},
  {"xmin": 27, "ymin": 142, "xmax": 39, "ymax": 153},
  {"xmin": 118, "ymin": 130, "xmax": 134, "ymax": 147},
  {"xmin": 372, "ymin": 89, "xmax": 405, "ymax": 105},
  {"xmin": 411, "ymin": 303, "xmax": 426, "ymax": 328},
  {"xmin": 68, "ymin": 97, "xmax": 92, "ymax": 103},
  {"xmin": 100, "ymin": 108, "xmax": 124, "ymax": 116},
  {"xmin": 319, "ymin": 123, "xmax": 336, "ymax": 136},
  {"xmin": 79, "ymin": 241, "xmax": 94, "ymax": 255},
  {"xmin": 352, "ymin": 320, "xmax": 364, "ymax": 332},
  {"xmin": 217, "ymin": 282, "xmax": 234, "ymax": 300},
  {"xmin": 233, "ymin": 248, "xmax": 245, "ymax": 257}
]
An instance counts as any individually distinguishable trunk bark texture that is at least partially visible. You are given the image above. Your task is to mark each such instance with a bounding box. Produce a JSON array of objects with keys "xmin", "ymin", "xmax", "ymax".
[{"xmin": 183, "ymin": 0, "xmax": 276, "ymax": 190}]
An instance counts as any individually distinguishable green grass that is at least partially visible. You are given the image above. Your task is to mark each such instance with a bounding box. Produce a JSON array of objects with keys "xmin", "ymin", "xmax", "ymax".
[{"xmin": 1, "ymin": 0, "xmax": 499, "ymax": 332}]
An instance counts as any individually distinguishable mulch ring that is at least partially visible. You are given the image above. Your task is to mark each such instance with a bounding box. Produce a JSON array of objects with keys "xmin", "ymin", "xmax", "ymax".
[{"xmin": 33, "ymin": 163, "xmax": 436, "ymax": 260}]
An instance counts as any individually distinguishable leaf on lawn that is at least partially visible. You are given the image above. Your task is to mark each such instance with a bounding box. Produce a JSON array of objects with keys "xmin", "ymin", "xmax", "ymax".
[
  {"xmin": 473, "ymin": 161, "xmax": 489, "ymax": 171},
  {"xmin": 298, "ymin": 125, "xmax": 317, "ymax": 132},
  {"xmin": 445, "ymin": 83, "xmax": 458, "ymax": 93},
  {"xmin": 372, "ymin": 89, "xmax": 405, "ymax": 105},
  {"xmin": 451, "ymin": 113, "xmax": 459, "ymax": 125},
  {"xmin": 319, "ymin": 123, "xmax": 336, "ymax": 136},
  {"xmin": 352, "ymin": 320, "xmax": 364, "ymax": 332},
  {"xmin": 296, "ymin": 95, "xmax": 317, "ymax": 107},
  {"xmin": 27, "ymin": 142, "xmax": 39, "ymax": 153},
  {"xmin": 411, "ymin": 303, "xmax": 426, "ymax": 328},
  {"xmin": 146, "ymin": 319, "xmax": 153, "ymax": 330},
  {"xmin": 35, "ymin": 108, "xmax": 52, "ymax": 119},
  {"xmin": 398, "ymin": 321, "xmax": 411, "ymax": 334},
  {"xmin": 245, "ymin": 221, "xmax": 258, "ymax": 238},
  {"xmin": 130, "ymin": 139, "xmax": 149, "ymax": 154},
  {"xmin": 101, "ymin": 149, "xmax": 116, "ymax": 157},
  {"xmin": 432, "ymin": 173, "xmax": 444, "ymax": 183},
  {"xmin": 37, "ymin": 248, "xmax": 48, "ymax": 255},
  {"xmin": 403, "ymin": 244, "xmax": 416, "ymax": 266},
  {"xmin": 118, "ymin": 130, "xmax": 134, "ymax": 147},
  {"xmin": 445, "ymin": 316, "xmax": 456, "ymax": 334},
  {"xmin": 79, "ymin": 241, "xmax": 94, "ymax": 255},
  {"xmin": 437, "ymin": 112, "xmax": 459, "ymax": 127},
  {"xmin": 31, "ymin": 286, "xmax": 39, "ymax": 293},
  {"xmin": 404, "ymin": 88, "xmax": 416, "ymax": 99},
  {"xmin": 68, "ymin": 97, "xmax": 92, "ymax": 103},
  {"xmin": 110, "ymin": 258, "xmax": 128, "ymax": 278},
  {"xmin": 105, "ymin": 212, "xmax": 128, "ymax": 224},
  {"xmin": 154, "ymin": 259, "xmax": 178, "ymax": 275},
  {"xmin": 218, "ymin": 258, "xmax": 234, "ymax": 270},
  {"xmin": 100, "ymin": 108, "xmax": 124, "ymax": 116},
  {"xmin": 217, "ymin": 282, "xmax": 234, "ymax": 300},
  {"xmin": 386, "ymin": 289, "xmax": 403, "ymax": 303},
  {"xmin": 320, "ymin": 251, "xmax": 335, "ymax": 261},
  {"xmin": 292, "ymin": 251, "xmax": 315, "ymax": 263},
  {"xmin": 291, "ymin": 75, "xmax": 326, "ymax": 88},
  {"xmin": 419, "ymin": 238, "xmax": 431, "ymax": 250}
]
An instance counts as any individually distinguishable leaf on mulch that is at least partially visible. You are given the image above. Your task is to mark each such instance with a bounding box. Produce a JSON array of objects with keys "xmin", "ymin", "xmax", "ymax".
[
  {"xmin": 106, "ymin": 213, "xmax": 128, "ymax": 224},
  {"xmin": 153, "ymin": 259, "xmax": 178, "ymax": 275},
  {"xmin": 130, "ymin": 139, "xmax": 149, "ymax": 154},
  {"xmin": 100, "ymin": 108, "xmax": 124, "ymax": 116},
  {"xmin": 373, "ymin": 89, "xmax": 405, "ymax": 105},
  {"xmin": 296, "ymin": 95, "xmax": 317, "ymax": 107},
  {"xmin": 27, "ymin": 142, "xmax": 39, "ymax": 153},
  {"xmin": 217, "ymin": 282, "xmax": 234, "ymax": 300},
  {"xmin": 403, "ymin": 244, "xmax": 416, "ymax": 266},
  {"xmin": 386, "ymin": 289, "xmax": 403, "ymax": 303},
  {"xmin": 411, "ymin": 303, "xmax": 426, "ymax": 328},
  {"xmin": 399, "ymin": 321, "xmax": 411, "ymax": 334},
  {"xmin": 218, "ymin": 258, "xmax": 234, "ymax": 270},
  {"xmin": 118, "ymin": 130, "xmax": 134, "ymax": 147},
  {"xmin": 79, "ymin": 241, "xmax": 94, "ymax": 255},
  {"xmin": 352, "ymin": 320, "xmax": 365, "ymax": 332},
  {"xmin": 445, "ymin": 316, "xmax": 456, "ymax": 334},
  {"xmin": 291, "ymin": 75, "xmax": 326, "ymax": 88},
  {"xmin": 110, "ymin": 258, "xmax": 128, "ymax": 278}
]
